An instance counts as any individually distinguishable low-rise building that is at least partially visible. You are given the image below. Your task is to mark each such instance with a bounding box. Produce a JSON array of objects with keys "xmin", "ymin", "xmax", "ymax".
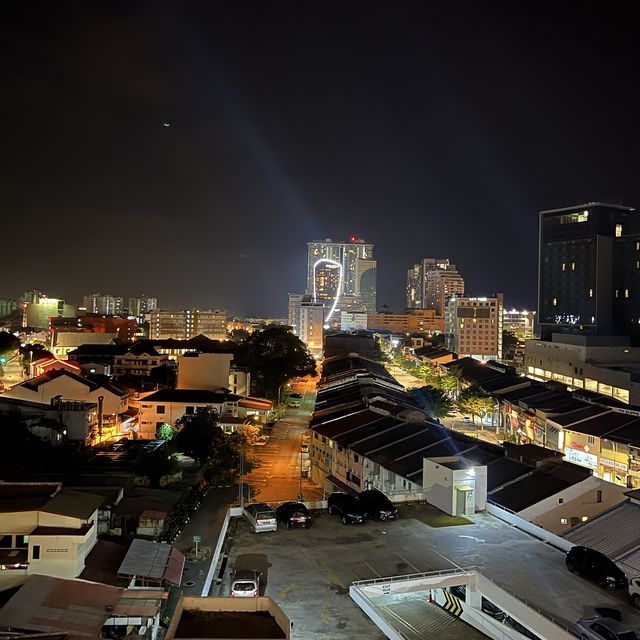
[
  {"xmin": 524, "ymin": 334, "xmax": 640, "ymax": 404},
  {"xmin": 0, "ymin": 485, "xmax": 103, "ymax": 588}
]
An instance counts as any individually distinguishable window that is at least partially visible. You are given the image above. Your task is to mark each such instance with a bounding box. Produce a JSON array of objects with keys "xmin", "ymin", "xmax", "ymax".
[
  {"xmin": 616, "ymin": 224, "xmax": 622, "ymax": 237},
  {"xmin": 32, "ymin": 545, "xmax": 40, "ymax": 560},
  {"xmin": 597, "ymin": 490, "xmax": 603, "ymax": 503},
  {"xmin": 157, "ymin": 405, "xmax": 166, "ymax": 414},
  {"xmin": 354, "ymin": 454, "xmax": 359, "ymax": 463},
  {"xmin": 16, "ymin": 535, "xmax": 28, "ymax": 548},
  {"xmin": 558, "ymin": 497, "xmax": 564, "ymax": 504},
  {"xmin": 587, "ymin": 436, "xmax": 595, "ymax": 445},
  {"xmin": 560, "ymin": 517, "xmax": 568, "ymax": 525}
]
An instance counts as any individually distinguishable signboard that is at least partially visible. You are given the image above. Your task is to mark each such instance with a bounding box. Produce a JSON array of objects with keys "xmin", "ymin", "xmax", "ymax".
[
  {"xmin": 382, "ymin": 584, "xmax": 391, "ymax": 595},
  {"xmin": 600, "ymin": 458, "xmax": 628, "ymax": 472},
  {"xmin": 564, "ymin": 447, "xmax": 598, "ymax": 470},
  {"xmin": 193, "ymin": 535, "xmax": 201, "ymax": 543}
]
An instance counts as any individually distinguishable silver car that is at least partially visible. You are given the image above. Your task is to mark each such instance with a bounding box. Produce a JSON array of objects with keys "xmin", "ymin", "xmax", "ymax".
[
  {"xmin": 243, "ymin": 502, "xmax": 277, "ymax": 533},
  {"xmin": 570, "ymin": 615, "xmax": 639, "ymax": 640}
]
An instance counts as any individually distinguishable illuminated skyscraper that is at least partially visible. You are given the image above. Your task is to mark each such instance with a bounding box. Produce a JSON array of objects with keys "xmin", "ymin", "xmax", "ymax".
[
  {"xmin": 406, "ymin": 258, "xmax": 464, "ymax": 314},
  {"xmin": 306, "ymin": 237, "xmax": 376, "ymax": 315}
]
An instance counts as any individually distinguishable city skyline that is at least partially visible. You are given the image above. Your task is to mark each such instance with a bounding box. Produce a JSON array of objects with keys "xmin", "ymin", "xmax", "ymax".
[{"xmin": 3, "ymin": 3, "xmax": 640, "ymax": 316}]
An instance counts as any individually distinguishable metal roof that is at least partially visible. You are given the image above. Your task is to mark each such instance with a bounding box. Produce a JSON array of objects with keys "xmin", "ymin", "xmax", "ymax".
[{"xmin": 118, "ymin": 538, "xmax": 185, "ymax": 587}]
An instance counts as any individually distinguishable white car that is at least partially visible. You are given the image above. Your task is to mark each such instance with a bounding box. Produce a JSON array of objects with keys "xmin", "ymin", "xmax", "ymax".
[
  {"xmin": 230, "ymin": 569, "xmax": 260, "ymax": 597},
  {"xmin": 629, "ymin": 576, "xmax": 640, "ymax": 609},
  {"xmin": 243, "ymin": 503, "xmax": 277, "ymax": 533},
  {"xmin": 569, "ymin": 615, "xmax": 639, "ymax": 640}
]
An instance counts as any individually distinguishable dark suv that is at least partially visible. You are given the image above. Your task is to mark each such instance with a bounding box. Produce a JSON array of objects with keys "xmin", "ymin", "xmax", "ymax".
[
  {"xmin": 566, "ymin": 546, "xmax": 627, "ymax": 589},
  {"xmin": 327, "ymin": 492, "xmax": 366, "ymax": 524},
  {"xmin": 358, "ymin": 489, "xmax": 398, "ymax": 521}
]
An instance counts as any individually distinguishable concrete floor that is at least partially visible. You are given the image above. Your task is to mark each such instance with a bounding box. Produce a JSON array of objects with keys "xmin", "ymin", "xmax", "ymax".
[{"xmin": 221, "ymin": 503, "xmax": 640, "ymax": 639}]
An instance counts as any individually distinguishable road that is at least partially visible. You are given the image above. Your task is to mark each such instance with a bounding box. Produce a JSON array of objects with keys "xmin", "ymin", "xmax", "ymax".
[{"xmin": 242, "ymin": 379, "xmax": 324, "ymax": 503}]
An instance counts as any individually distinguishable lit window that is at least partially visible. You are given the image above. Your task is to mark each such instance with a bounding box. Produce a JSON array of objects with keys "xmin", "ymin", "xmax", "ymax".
[
  {"xmin": 552, "ymin": 298, "xmax": 557, "ymax": 306},
  {"xmin": 571, "ymin": 262, "xmax": 576, "ymax": 270},
  {"xmin": 589, "ymin": 289, "xmax": 593, "ymax": 298},
  {"xmin": 625, "ymin": 289, "xmax": 630, "ymax": 298},
  {"xmin": 615, "ymin": 224, "xmax": 622, "ymax": 237},
  {"xmin": 562, "ymin": 263, "xmax": 566, "ymax": 271},
  {"xmin": 560, "ymin": 518, "xmax": 568, "ymax": 525}
]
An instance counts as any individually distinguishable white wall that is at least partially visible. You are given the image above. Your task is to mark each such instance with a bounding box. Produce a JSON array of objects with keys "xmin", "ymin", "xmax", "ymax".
[
  {"xmin": 177, "ymin": 353, "xmax": 233, "ymax": 391},
  {"xmin": 423, "ymin": 458, "xmax": 455, "ymax": 515},
  {"xmin": 518, "ymin": 475, "xmax": 627, "ymax": 534}
]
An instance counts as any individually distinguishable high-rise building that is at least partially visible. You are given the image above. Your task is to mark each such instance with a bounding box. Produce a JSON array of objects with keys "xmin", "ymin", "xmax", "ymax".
[
  {"xmin": 307, "ymin": 237, "xmax": 376, "ymax": 316},
  {"xmin": 0, "ymin": 299, "xmax": 17, "ymax": 317},
  {"xmin": 82, "ymin": 293, "xmax": 124, "ymax": 316},
  {"xmin": 24, "ymin": 298, "xmax": 76, "ymax": 329},
  {"xmin": 287, "ymin": 293, "xmax": 305, "ymax": 334},
  {"xmin": 537, "ymin": 202, "xmax": 640, "ymax": 341},
  {"xmin": 406, "ymin": 258, "xmax": 464, "ymax": 314},
  {"xmin": 149, "ymin": 309, "xmax": 227, "ymax": 340},
  {"xmin": 445, "ymin": 293, "xmax": 504, "ymax": 361},
  {"xmin": 128, "ymin": 296, "xmax": 158, "ymax": 317},
  {"xmin": 298, "ymin": 299, "xmax": 325, "ymax": 360}
]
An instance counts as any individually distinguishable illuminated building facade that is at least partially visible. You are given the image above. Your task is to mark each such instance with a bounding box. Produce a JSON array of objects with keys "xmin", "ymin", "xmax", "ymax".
[
  {"xmin": 307, "ymin": 237, "xmax": 377, "ymax": 315},
  {"xmin": 150, "ymin": 309, "xmax": 227, "ymax": 340},
  {"xmin": 82, "ymin": 293, "xmax": 124, "ymax": 316},
  {"xmin": 298, "ymin": 299, "xmax": 325, "ymax": 359},
  {"xmin": 406, "ymin": 258, "xmax": 464, "ymax": 315},
  {"xmin": 538, "ymin": 202, "xmax": 640, "ymax": 341},
  {"xmin": 445, "ymin": 293, "xmax": 504, "ymax": 361},
  {"xmin": 0, "ymin": 299, "xmax": 17, "ymax": 317},
  {"xmin": 128, "ymin": 296, "xmax": 158, "ymax": 318}
]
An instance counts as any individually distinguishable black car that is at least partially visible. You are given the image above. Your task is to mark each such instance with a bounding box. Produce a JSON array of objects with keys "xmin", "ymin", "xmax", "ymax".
[
  {"xmin": 358, "ymin": 489, "xmax": 398, "ymax": 521},
  {"xmin": 566, "ymin": 546, "xmax": 627, "ymax": 589},
  {"xmin": 275, "ymin": 501, "xmax": 312, "ymax": 529},
  {"xmin": 289, "ymin": 392, "xmax": 303, "ymax": 399},
  {"xmin": 327, "ymin": 492, "xmax": 367, "ymax": 524}
]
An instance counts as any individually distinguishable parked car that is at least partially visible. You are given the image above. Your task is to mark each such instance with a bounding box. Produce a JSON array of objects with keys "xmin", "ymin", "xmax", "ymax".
[
  {"xmin": 327, "ymin": 492, "xmax": 367, "ymax": 524},
  {"xmin": 569, "ymin": 615, "xmax": 640, "ymax": 640},
  {"xmin": 462, "ymin": 416, "xmax": 472, "ymax": 423},
  {"xmin": 629, "ymin": 577, "xmax": 640, "ymax": 609},
  {"xmin": 289, "ymin": 392, "xmax": 303, "ymax": 399},
  {"xmin": 566, "ymin": 546, "xmax": 627, "ymax": 589},
  {"xmin": 243, "ymin": 503, "xmax": 278, "ymax": 533},
  {"xmin": 301, "ymin": 442, "xmax": 309, "ymax": 453},
  {"xmin": 275, "ymin": 501, "xmax": 312, "ymax": 529},
  {"xmin": 358, "ymin": 489, "xmax": 398, "ymax": 521},
  {"xmin": 288, "ymin": 401, "xmax": 301, "ymax": 408},
  {"xmin": 230, "ymin": 569, "xmax": 261, "ymax": 598}
]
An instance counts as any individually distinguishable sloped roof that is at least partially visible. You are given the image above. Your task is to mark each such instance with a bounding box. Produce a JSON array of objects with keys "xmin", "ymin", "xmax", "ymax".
[
  {"xmin": 0, "ymin": 575, "xmax": 122, "ymax": 640},
  {"xmin": 142, "ymin": 388, "xmax": 239, "ymax": 403},
  {"xmin": 118, "ymin": 538, "xmax": 185, "ymax": 587},
  {"xmin": 41, "ymin": 490, "xmax": 104, "ymax": 519}
]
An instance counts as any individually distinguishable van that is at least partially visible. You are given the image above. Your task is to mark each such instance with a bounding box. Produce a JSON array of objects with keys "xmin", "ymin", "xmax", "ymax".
[{"xmin": 243, "ymin": 503, "xmax": 278, "ymax": 533}]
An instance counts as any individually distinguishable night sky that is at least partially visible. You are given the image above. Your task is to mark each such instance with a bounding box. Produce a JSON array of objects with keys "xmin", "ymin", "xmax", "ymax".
[{"xmin": 3, "ymin": 2, "xmax": 639, "ymax": 317}]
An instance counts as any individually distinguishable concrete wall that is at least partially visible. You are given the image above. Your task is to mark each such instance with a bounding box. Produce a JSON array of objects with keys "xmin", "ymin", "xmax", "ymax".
[
  {"xmin": 177, "ymin": 353, "xmax": 233, "ymax": 391},
  {"xmin": 167, "ymin": 596, "xmax": 291, "ymax": 640},
  {"xmin": 423, "ymin": 457, "xmax": 486, "ymax": 515}
]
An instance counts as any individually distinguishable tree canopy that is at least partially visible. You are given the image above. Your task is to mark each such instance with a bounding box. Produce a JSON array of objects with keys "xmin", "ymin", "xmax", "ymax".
[
  {"xmin": 235, "ymin": 326, "xmax": 317, "ymax": 400},
  {"xmin": 410, "ymin": 386, "xmax": 455, "ymax": 419},
  {"xmin": 457, "ymin": 385, "xmax": 495, "ymax": 422},
  {"xmin": 174, "ymin": 408, "xmax": 226, "ymax": 464}
]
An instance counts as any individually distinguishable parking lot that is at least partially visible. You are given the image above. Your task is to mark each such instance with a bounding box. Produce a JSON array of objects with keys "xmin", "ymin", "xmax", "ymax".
[{"xmin": 220, "ymin": 503, "xmax": 640, "ymax": 639}]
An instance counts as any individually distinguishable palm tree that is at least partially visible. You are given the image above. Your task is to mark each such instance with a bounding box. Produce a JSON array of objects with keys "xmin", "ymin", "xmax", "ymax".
[{"xmin": 410, "ymin": 386, "xmax": 455, "ymax": 420}]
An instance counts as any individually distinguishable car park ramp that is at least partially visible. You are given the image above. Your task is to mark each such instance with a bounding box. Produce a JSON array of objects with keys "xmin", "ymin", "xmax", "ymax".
[{"xmin": 350, "ymin": 568, "xmax": 576, "ymax": 640}]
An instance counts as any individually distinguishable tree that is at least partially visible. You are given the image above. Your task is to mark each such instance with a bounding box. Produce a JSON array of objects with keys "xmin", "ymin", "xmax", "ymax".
[
  {"xmin": 410, "ymin": 386, "xmax": 455, "ymax": 419},
  {"xmin": 457, "ymin": 386, "xmax": 495, "ymax": 424},
  {"xmin": 229, "ymin": 328, "xmax": 250, "ymax": 344},
  {"xmin": 0, "ymin": 332, "xmax": 20, "ymax": 359},
  {"xmin": 157, "ymin": 423, "xmax": 174, "ymax": 441},
  {"xmin": 174, "ymin": 408, "xmax": 225, "ymax": 464},
  {"xmin": 429, "ymin": 333, "xmax": 445, "ymax": 348},
  {"xmin": 236, "ymin": 327, "xmax": 317, "ymax": 401},
  {"xmin": 134, "ymin": 447, "xmax": 178, "ymax": 488}
]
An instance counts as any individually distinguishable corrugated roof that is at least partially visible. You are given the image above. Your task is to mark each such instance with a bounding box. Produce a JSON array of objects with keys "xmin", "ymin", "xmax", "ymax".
[
  {"xmin": 118, "ymin": 538, "xmax": 185, "ymax": 587},
  {"xmin": 565, "ymin": 411, "xmax": 639, "ymax": 438},
  {"xmin": 0, "ymin": 575, "xmax": 122, "ymax": 640},
  {"xmin": 565, "ymin": 501, "xmax": 640, "ymax": 559}
]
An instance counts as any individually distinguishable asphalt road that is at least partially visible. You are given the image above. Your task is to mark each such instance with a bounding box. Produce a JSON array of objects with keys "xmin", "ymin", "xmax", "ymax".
[{"xmin": 243, "ymin": 383, "xmax": 324, "ymax": 503}]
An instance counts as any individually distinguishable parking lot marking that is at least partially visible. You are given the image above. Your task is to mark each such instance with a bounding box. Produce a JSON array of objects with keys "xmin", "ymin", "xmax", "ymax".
[
  {"xmin": 396, "ymin": 552, "xmax": 421, "ymax": 574},
  {"xmin": 318, "ymin": 560, "xmax": 346, "ymax": 590},
  {"xmin": 279, "ymin": 584, "xmax": 300, "ymax": 599},
  {"xmin": 359, "ymin": 557, "xmax": 382, "ymax": 578}
]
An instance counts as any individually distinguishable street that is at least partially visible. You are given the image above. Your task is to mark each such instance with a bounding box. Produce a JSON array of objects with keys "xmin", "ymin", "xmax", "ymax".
[{"xmin": 242, "ymin": 380, "xmax": 323, "ymax": 503}]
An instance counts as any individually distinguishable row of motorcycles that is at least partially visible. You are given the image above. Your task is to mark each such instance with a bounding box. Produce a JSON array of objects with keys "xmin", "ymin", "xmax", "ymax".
[{"xmin": 157, "ymin": 485, "xmax": 208, "ymax": 544}]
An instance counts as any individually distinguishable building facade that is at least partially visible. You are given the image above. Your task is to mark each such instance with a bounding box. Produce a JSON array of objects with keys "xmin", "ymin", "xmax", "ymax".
[
  {"xmin": 406, "ymin": 258, "xmax": 464, "ymax": 314},
  {"xmin": 445, "ymin": 294, "xmax": 504, "ymax": 361},
  {"xmin": 298, "ymin": 300, "xmax": 325, "ymax": 359},
  {"xmin": 149, "ymin": 309, "xmax": 227, "ymax": 340},
  {"xmin": 128, "ymin": 296, "xmax": 158, "ymax": 318},
  {"xmin": 537, "ymin": 202, "xmax": 640, "ymax": 341},
  {"xmin": 0, "ymin": 299, "xmax": 17, "ymax": 317},
  {"xmin": 307, "ymin": 237, "xmax": 377, "ymax": 313}
]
